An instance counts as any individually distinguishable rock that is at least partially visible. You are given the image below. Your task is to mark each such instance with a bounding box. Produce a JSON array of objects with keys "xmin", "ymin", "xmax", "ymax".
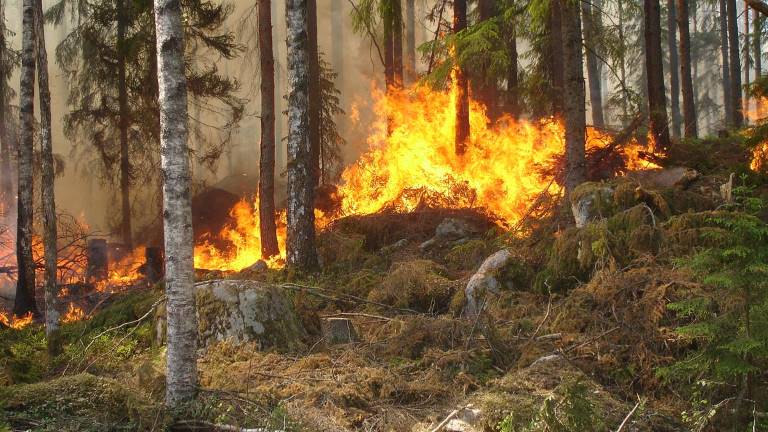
[
  {"xmin": 243, "ymin": 260, "xmax": 268, "ymax": 273},
  {"xmin": 570, "ymin": 184, "xmax": 615, "ymax": 228},
  {"xmin": 464, "ymin": 249, "xmax": 513, "ymax": 317},
  {"xmin": 445, "ymin": 406, "xmax": 483, "ymax": 432},
  {"xmin": 625, "ymin": 166, "xmax": 700, "ymax": 190},
  {"xmin": 381, "ymin": 238, "xmax": 408, "ymax": 254},
  {"xmin": 435, "ymin": 218, "xmax": 475, "ymax": 241},
  {"xmin": 157, "ymin": 280, "xmax": 307, "ymax": 352},
  {"xmin": 322, "ymin": 317, "xmax": 359, "ymax": 345}
]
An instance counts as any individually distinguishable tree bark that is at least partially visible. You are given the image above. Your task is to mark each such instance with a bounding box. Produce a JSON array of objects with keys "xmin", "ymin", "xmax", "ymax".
[
  {"xmin": 549, "ymin": 1, "xmax": 564, "ymax": 116},
  {"xmin": 307, "ymin": 0, "xmax": 321, "ymax": 185},
  {"xmin": 755, "ymin": 9, "xmax": 762, "ymax": 78},
  {"xmin": 727, "ymin": 0, "xmax": 744, "ymax": 126},
  {"xmin": 405, "ymin": 0, "xmax": 416, "ymax": 82},
  {"xmin": 14, "ymin": 0, "xmax": 38, "ymax": 318},
  {"xmin": 34, "ymin": 0, "xmax": 58, "ymax": 346},
  {"xmin": 153, "ymin": 0, "xmax": 198, "ymax": 407},
  {"xmin": 331, "ymin": 0, "xmax": 344, "ymax": 132},
  {"xmin": 258, "ymin": 0, "xmax": 279, "ymax": 259},
  {"xmin": 286, "ymin": 0, "xmax": 318, "ymax": 270},
  {"xmin": 0, "ymin": 0, "xmax": 11, "ymax": 213},
  {"xmin": 506, "ymin": 18, "xmax": 519, "ymax": 118},
  {"xmin": 477, "ymin": 0, "xmax": 497, "ymax": 117},
  {"xmin": 117, "ymin": 0, "xmax": 132, "ymax": 248},
  {"xmin": 745, "ymin": 2, "xmax": 751, "ymax": 115},
  {"xmin": 644, "ymin": 0, "xmax": 672, "ymax": 151},
  {"xmin": 454, "ymin": 0, "xmax": 469, "ymax": 155},
  {"xmin": 677, "ymin": 0, "xmax": 698, "ymax": 137},
  {"xmin": 393, "ymin": 0, "xmax": 403, "ymax": 86},
  {"xmin": 271, "ymin": 0, "xmax": 284, "ymax": 171},
  {"xmin": 666, "ymin": 0, "xmax": 682, "ymax": 137},
  {"xmin": 562, "ymin": 0, "xmax": 586, "ymax": 195},
  {"xmin": 721, "ymin": 0, "xmax": 734, "ymax": 125},
  {"xmin": 582, "ymin": 1, "xmax": 604, "ymax": 127}
]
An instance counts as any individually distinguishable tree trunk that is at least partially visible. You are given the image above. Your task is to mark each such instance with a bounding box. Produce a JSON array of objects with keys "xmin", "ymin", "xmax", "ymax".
[
  {"xmin": 258, "ymin": 0, "xmax": 279, "ymax": 259},
  {"xmin": 477, "ymin": 0, "xmax": 497, "ymax": 117},
  {"xmin": 393, "ymin": 0, "xmax": 403, "ymax": 86},
  {"xmin": 331, "ymin": 0, "xmax": 344, "ymax": 132},
  {"xmin": 307, "ymin": 0, "xmax": 321, "ymax": 185},
  {"xmin": 0, "ymin": 0, "xmax": 12, "ymax": 212},
  {"xmin": 271, "ymin": 0, "xmax": 284, "ymax": 171},
  {"xmin": 667, "ymin": 0, "xmax": 682, "ymax": 137},
  {"xmin": 677, "ymin": 0, "xmax": 698, "ymax": 137},
  {"xmin": 562, "ymin": 0, "xmax": 586, "ymax": 195},
  {"xmin": 34, "ymin": 0, "xmax": 58, "ymax": 346},
  {"xmin": 405, "ymin": 0, "xmax": 416, "ymax": 82},
  {"xmin": 721, "ymin": 0, "xmax": 734, "ymax": 125},
  {"xmin": 454, "ymin": 0, "xmax": 469, "ymax": 155},
  {"xmin": 745, "ymin": 3, "xmax": 751, "ymax": 116},
  {"xmin": 286, "ymin": 0, "xmax": 318, "ymax": 270},
  {"xmin": 755, "ymin": 10, "xmax": 762, "ymax": 78},
  {"xmin": 506, "ymin": 18, "xmax": 519, "ymax": 118},
  {"xmin": 14, "ymin": 0, "xmax": 38, "ymax": 318},
  {"xmin": 153, "ymin": 0, "xmax": 198, "ymax": 407},
  {"xmin": 582, "ymin": 1, "xmax": 604, "ymax": 127},
  {"xmin": 727, "ymin": 0, "xmax": 744, "ymax": 126},
  {"xmin": 549, "ymin": 1, "xmax": 564, "ymax": 116},
  {"xmin": 644, "ymin": 0, "xmax": 672, "ymax": 151},
  {"xmin": 117, "ymin": 0, "xmax": 132, "ymax": 248}
]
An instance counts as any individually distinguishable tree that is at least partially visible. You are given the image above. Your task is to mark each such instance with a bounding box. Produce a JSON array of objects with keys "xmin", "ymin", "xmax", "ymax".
[
  {"xmin": 35, "ymin": 0, "xmax": 59, "ymax": 347},
  {"xmin": 286, "ymin": 0, "xmax": 318, "ymax": 270},
  {"xmin": 644, "ymin": 0, "xmax": 671, "ymax": 151},
  {"xmin": 562, "ymin": 0, "xmax": 586, "ymax": 194},
  {"xmin": 666, "ymin": 0, "xmax": 681, "ymax": 137},
  {"xmin": 14, "ymin": 0, "xmax": 38, "ymax": 317},
  {"xmin": 476, "ymin": 0, "xmax": 498, "ymax": 117},
  {"xmin": 677, "ymin": 0, "xmax": 698, "ymax": 137},
  {"xmin": 117, "ymin": 0, "xmax": 131, "ymax": 248},
  {"xmin": 582, "ymin": 0, "xmax": 604, "ymax": 127},
  {"xmin": 506, "ymin": 15, "xmax": 519, "ymax": 118},
  {"xmin": 548, "ymin": 0, "xmax": 565, "ymax": 116},
  {"xmin": 454, "ymin": 0, "xmax": 469, "ymax": 155},
  {"xmin": 720, "ymin": 0, "xmax": 733, "ymax": 125},
  {"xmin": 726, "ymin": 0, "xmax": 743, "ymax": 126},
  {"xmin": 307, "ymin": 0, "xmax": 320, "ymax": 186},
  {"xmin": 0, "ymin": 0, "xmax": 14, "ymax": 211},
  {"xmin": 405, "ymin": 0, "xmax": 416, "ymax": 82},
  {"xmin": 755, "ymin": 8, "xmax": 762, "ymax": 79},
  {"xmin": 259, "ymin": 0, "xmax": 279, "ymax": 259},
  {"xmin": 745, "ymin": 5, "xmax": 751, "ymax": 114},
  {"xmin": 153, "ymin": 0, "xmax": 197, "ymax": 407}
]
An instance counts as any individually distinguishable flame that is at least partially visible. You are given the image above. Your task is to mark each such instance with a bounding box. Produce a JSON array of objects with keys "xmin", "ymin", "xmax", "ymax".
[
  {"xmin": 94, "ymin": 245, "xmax": 146, "ymax": 293},
  {"xmin": 61, "ymin": 303, "xmax": 85, "ymax": 323},
  {"xmin": 748, "ymin": 97, "xmax": 768, "ymax": 172},
  {"xmin": 0, "ymin": 311, "xmax": 33, "ymax": 329}
]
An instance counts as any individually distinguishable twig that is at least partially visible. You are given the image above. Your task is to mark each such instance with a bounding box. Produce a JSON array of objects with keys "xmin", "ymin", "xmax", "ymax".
[
  {"xmin": 429, "ymin": 407, "xmax": 462, "ymax": 432},
  {"xmin": 320, "ymin": 312, "xmax": 393, "ymax": 321},
  {"xmin": 530, "ymin": 294, "xmax": 552, "ymax": 340},
  {"xmin": 615, "ymin": 399, "xmax": 641, "ymax": 432},
  {"xmin": 561, "ymin": 326, "xmax": 620, "ymax": 354}
]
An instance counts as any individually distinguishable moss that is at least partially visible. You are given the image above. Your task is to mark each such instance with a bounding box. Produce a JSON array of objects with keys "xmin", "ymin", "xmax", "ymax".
[
  {"xmin": 0, "ymin": 326, "xmax": 48, "ymax": 385},
  {"xmin": 368, "ymin": 260, "xmax": 457, "ymax": 313},
  {"xmin": 570, "ymin": 182, "xmax": 618, "ymax": 220}
]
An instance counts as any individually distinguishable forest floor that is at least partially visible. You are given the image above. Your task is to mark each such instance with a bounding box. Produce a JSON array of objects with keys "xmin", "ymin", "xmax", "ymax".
[{"xmin": 1, "ymin": 134, "xmax": 766, "ymax": 431}]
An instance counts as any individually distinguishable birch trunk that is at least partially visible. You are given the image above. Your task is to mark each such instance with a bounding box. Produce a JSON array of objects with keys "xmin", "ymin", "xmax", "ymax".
[
  {"xmin": 677, "ymin": 0, "xmax": 698, "ymax": 137},
  {"xmin": 286, "ymin": 0, "xmax": 318, "ymax": 270},
  {"xmin": 34, "ymin": 0, "xmax": 58, "ymax": 343},
  {"xmin": 644, "ymin": 0, "xmax": 672, "ymax": 151},
  {"xmin": 259, "ymin": 0, "xmax": 279, "ymax": 258},
  {"xmin": 727, "ymin": 0, "xmax": 744, "ymax": 126},
  {"xmin": 666, "ymin": 0, "xmax": 682, "ymax": 137},
  {"xmin": 118, "ymin": 0, "xmax": 133, "ymax": 248},
  {"xmin": 563, "ymin": 0, "xmax": 586, "ymax": 195},
  {"xmin": 14, "ymin": 0, "xmax": 38, "ymax": 317},
  {"xmin": 153, "ymin": 0, "xmax": 197, "ymax": 407}
]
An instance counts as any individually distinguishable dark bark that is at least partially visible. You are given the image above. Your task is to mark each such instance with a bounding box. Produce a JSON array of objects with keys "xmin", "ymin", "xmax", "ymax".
[
  {"xmin": 721, "ymin": 0, "xmax": 734, "ymax": 125},
  {"xmin": 755, "ymin": 10, "xmax": 762, "ymax": 78},
  {"xmin": 259, "ymin": 0, "xmax": 279, "ymax": 259},
  {"xmin": 0, "ymin": 0, "xmax": 11, "ymax": 212},
  {"xmin": 454, "ymin": 0, "xmax": 469, "ymax": 155},
  {"xmin": 384, "ymin": 9, "xmax": 394, "ymax": 89},
  {"xmin": 745, "ymin": 3, "xmax": 751, "ymax": 111},
  {"xmin": 667, "ymin": 0, "xmax": 682, "ymax": 137},
  {"xmin": 14, "ymin": 0, "xmax": 38, "ymax": 317},
  {"xmin": 286, "ymin": 0, "xmax": 318, "ymax": 270},
  {"xmin": 582, "ymin": 1, "xmax": 604, "ymax": 127},
  {"xmin": 677, "ymin": 0, "xmax": 698, "ymax": 137},
  {"xmin": 307, "ymin": 0, "xmax": 321, "ymax": 185},
  {"xmin": 117, "ymin": 0, "xmax": 132, "ymax": 248},
  {"xmin": 549, "ymin": 0, "xmax": 564, "ymax": 116},
  {"xmin": 331, "ymin": 0, "xmax": 344, "ymax": 131},
  {"xmin": 727, "ymin": 0, "xmax": 744, "ymax": 126},
  {"xmin": 506, "ymin": 18, "xmax": 519, "ymax": 118},
  {"xmin": 477, "ymin": 0, "xmax": 497, "ymax": 117},
  {"xmin": 405, "ymin": 0, "xmax": 416, "ymax": 82},
  {"xmin": 644, "ymin": 0, "xmax": 672, "ymax": 151},
  {"xmin": 393, "ymin": 0, "xmax": 403, "ymax": 86},
  {"xmin": 272, "ymin": 0, "xmax": 284, "ymax": 170},
  {"xmin": 562, "ymin": 0, "xmax": 586, "ymax": 194}
]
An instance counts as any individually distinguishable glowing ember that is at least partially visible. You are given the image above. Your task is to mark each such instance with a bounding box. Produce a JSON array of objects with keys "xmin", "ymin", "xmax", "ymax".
[
  {"xmin": 62, "ymin": 303, "xmax": 85, "ymax": 323},
  {"xmin": 0, "ymin": 311, "xmax": 34, "ymax": 329}
]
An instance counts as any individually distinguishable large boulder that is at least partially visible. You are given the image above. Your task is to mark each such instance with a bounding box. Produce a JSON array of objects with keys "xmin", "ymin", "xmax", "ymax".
[
  {"xmin": 464, "ymin": 249, "xmax": 513, "ymax": 317},
  {"xmin": 570, "ymin": 184, "xmax": 615, "ymax": 228},
  {"xmin": 156, "ymin": 280, "xmax": 306, "ymax": 352}
]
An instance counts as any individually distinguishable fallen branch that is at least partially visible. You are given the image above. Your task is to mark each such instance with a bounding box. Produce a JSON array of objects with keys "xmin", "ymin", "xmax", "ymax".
[
  {"xmin": 320, "ymin": 312, "xmax": 393, "ymax": 321},
  {"xmin": 429, "ymin": 407, "xmax": 462, "ymax": 432},
  {"xmin": 615, "ymin": 399, "xmax": 641, "ymax": 432},
  {"xmin": 561, "ymin": 326, "xmax": 620, "ymax": 354}
]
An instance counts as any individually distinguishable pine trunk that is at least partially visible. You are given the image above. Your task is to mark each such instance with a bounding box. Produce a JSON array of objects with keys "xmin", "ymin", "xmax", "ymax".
[
  {"xmin": 720, "ymin": 0, "xmax": 733, "ymax": 125},
  {"xmin": 153, "ymin": 0, "xmax": 198, "ymax": 407},
  {"xmin": 745, "ymin": 3, "xmax": 751, "ymax": 115},
  {"xmin": 562, "ymin": 0, "xmax": 586, "ymax": 195},
  {"xmin": 755, "ymin": 11, "xmax": 762, "ymax": 78},
  {"xmin": 582, "ymin": 1, "xmax": 604, "ymax": 127},
  {"xmin": 393, "ymin": 0, "xmax": 403, "ymax": 86},
  {"xmin": 14, "ymin": 0, "xmax": 38, "ymax": 317},
  {"xmin": 405, "ymin": 0, "xmax": 416, "ymax": 82},
  {"xmin": 677, "ymin": 0, "xmax": 698, "ymax": 137},
  {"xmin": 34, "ymin": 0, "xmax": 58, "ymax": 344},
  {"xmin": 549, "ymin": 1, "xmax": 564, "ymax": 116},
  {"xmin": 477, "ymin": 0, "xmax": 497, "ymax": 117},
  {"xmin": 286, "ymin": 0, "xmax": 318, "ymax": 270},
  {"xmin": 331, "ymin": 0, "xmax": 344, "ymax": 131},
  {"xmin": 667, "ymin": 0, "xmax": 682, "ymax": 137},
  {"xmin": 644, "ymin": 0, "xmax": 672, "ymax": 151},
  {"xmin": 117, "ymin": 0, "xmax": 132, "ymax": 248},
  {"xmin": 453, "ymin": 0, "xmax": 469, "ymax": 155},
  {"xmin": 258, "ymin": 0, "xmax": 279, "ymax": 259},
  {"xmin": 271, "ymin": 0, "xmax": 284, "ymax": 170},
  {"xmin": 307, "ymin": 0, "xmax": 321, "ymax": 185},
  {"xmin": 506, "ymin": 18, "xmax": 519, "ymax": 118},
  {"xmin": 0, "ymin": 0, "xmax": 11, "ymax": 211},
  {"xmin": 727, "ymin": 0, "xmax": 744, "ymax": 126}
]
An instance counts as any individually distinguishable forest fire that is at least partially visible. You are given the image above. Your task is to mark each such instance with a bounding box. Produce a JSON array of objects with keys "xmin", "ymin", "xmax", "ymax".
[
  {"xmin": 192, "ymin": 82, "xmax": 659, "ymax": 271},
  {"xmin": 0, "ymin": 311, "xmax": 33, "ymax": 329}
]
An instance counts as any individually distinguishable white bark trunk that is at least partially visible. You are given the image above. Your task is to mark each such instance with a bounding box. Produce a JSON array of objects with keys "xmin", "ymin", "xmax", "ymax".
[
  {"xmin": 35, "ymin": 0, "xmax": 59, "ymax": 339},
  {"xmin": 153, "ymin": 0, "xmax": 197, "ymax": 407},
  {"xmin": 286, "ymin": 0, "xmax": 318, "ymax": 270}
]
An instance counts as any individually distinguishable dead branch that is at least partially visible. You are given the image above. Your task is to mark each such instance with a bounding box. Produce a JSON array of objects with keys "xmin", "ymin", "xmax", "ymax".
[{"xmin": 747, "ymin": 0, "xmax": 768, "ymax": 16}]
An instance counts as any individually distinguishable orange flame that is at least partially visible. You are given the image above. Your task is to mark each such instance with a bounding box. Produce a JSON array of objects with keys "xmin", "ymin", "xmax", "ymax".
[
  {"xmin": 61, "ymin": 303, "xmax": 85, "ymax": 323},
  {"xmin": 0, "ymin": 311, "xmax": 33, "ymax": 329}
]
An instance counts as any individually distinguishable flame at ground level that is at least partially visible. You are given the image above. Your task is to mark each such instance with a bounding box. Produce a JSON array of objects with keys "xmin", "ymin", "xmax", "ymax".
[
  {"xmin": 0, "ymin": 311, "xmax": 33, "ymax": 329},
  {"xmin": 193, "ymin": 83, "xmax": 658, "ymax": 272}
]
